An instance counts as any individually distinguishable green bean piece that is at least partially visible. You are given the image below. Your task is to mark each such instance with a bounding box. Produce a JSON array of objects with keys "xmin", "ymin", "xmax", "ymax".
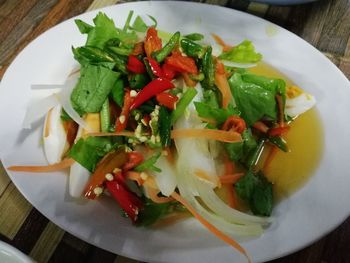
[
  {"xmin": 180, "ymin": 39, "xmax": 205, "ymax": 58},
  {"xmin": 74, "ymin": 46, "xmax": 114, "ymax": 62},
  {"xmin": 202, "ymin": 46, "xmax": 215, "ymax": 89},
  {"xmin": 171, "ymin": 88, "xmax": 198, "ymax": 124},
  {"xmin": 183, "ymin": 33, "xmax": 204, "ymax": 41},
  {"xmin": 246, "ymin": 139, "xmax": 266, "ymax": 169},
  {"xmin": 159, "ymin": 106, "xmax": 172, "ymax": 147},
  {"xmin": 152, "ymin": 31, "xmax": 180, "ymax": 63},
  {"xmin": 268, "ymin": 136, "xmax": 289, "ymax": 152},
  {"xmin": 100, "ymin": 99, "xmax": 110, "ymax": 132}
]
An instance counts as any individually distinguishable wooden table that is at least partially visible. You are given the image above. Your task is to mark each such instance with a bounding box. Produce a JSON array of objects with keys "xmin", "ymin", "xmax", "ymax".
[{"xmin": 0, "ymin": 0, "xmax": 349, "ymax": 262}]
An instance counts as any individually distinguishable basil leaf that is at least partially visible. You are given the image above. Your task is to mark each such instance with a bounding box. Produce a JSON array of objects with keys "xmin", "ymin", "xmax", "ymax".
[
  {"xmin": 71, "ymin": 65, "xmax": 120, "ymax": 113},
  {"xmin": 68, "ymin": 137, "xmax": 116, "ymax": 172},
  {"xmin": 194, "ymin": 102, "xmax": 239, "ymax": 127},
  {"xmin": 228, "ymin": 72, "xmax": 277, "ymax": 126},
  {"xmin": 75, "ymin": 19, "xmax": 93, "ymax": 34}
]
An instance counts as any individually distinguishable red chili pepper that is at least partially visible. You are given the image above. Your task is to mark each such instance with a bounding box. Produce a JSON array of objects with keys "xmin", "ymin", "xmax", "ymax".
[
  {"xmin": 129, "ymin": 78, "xmax": 175, "ymax": 110},
  {"xmin": 106, "ymin": 179, "xmax": 144, "ymax": 223},
  {"xmin": 123, "ymin": 152, "xmax": 144, "ymax": 171},
  {"xmin": 145, "ymin": 57, "xmax": 164, "ymax": 78},
  {"xmin": 268, "ymin": 126, "xmax": 290, "ymax": 137},
  {"xmin": 127, "ymin": 55, "xmax": 146, "ymax": 74},
  {"xmin": 162, "ymin": 63, "xmax": 177, "ymax": 80},
  {"xmin": 84, "ymin": 149, "xmax": 128, "ymax": 199},
  {"xmin": 165, "ymin": 52, "xmax": 198, "ymax": 75},
  {"xmin": 156, "ymin": 92, "xmax": 178, "ymax": 110},
  {"xmin": 222, "ymin": 116, "xmax": 246, "ymax": 134},
  {"xmin": 116, "ymin": 90, "xmax": 133, "ymax": 132},
  {"xmin": 144, "ymin": 27, "xmax": 162, "ymax": 58}
]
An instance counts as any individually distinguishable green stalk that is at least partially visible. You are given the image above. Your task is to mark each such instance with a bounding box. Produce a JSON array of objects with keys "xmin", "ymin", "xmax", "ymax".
[
  {"xmin": 100, "ymin": 99, "xmax": 110, "ymax": 132},
  {"xmin": 152, "ymin": 31, "xmax": 180, "ymax": 63},
  {"xmin": 171, "ymin": 88, "xmax": 198, "ymax": 125}
]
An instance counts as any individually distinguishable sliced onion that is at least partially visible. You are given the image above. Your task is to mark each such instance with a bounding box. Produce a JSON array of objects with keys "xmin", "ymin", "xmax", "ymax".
[
  {"xmin": 56, "ymin": 72, "xmax": 91, "ymax": 131},
  {"xmin": 220, "ymin": 60, "xmax": 257, "ymax": 68},
  {"xmin": 22, "ymin": 93, "xmax": 60, "ymax": 129},
  {"xmin": 31, "ymin": 84, "xmax": 64, "ymax": 90},
  {"xmin": 152, "ymin": 155, "xmax": 177, "ymax": 197}
]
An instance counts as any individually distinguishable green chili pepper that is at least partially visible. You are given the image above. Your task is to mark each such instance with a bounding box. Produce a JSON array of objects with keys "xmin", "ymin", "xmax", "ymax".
[
  {"xmin": 107, "ymin": 46, "xmax": 132, "ymax": 56},
  {"xmin": 100, "ymin": 99, "xmax": 110, "ymax": 132},
  {"xmin": 74, "ymin": 46, "xmax": 114, "ymax": 62},
  {"xmin": 190, "ymin": 73, "xmax": 205, "ymax": 82},
  {"xmin": 202, "ymin": 46, "xmax": 215, "ymax": 89},
  {"xmin": 171, "ymin": 88, "xmax": 198, "ymax": 124},
  {"xmin": 152, "ymin": 31, "xmax": 180, "ymax": 63},
  {"xmin": 135, "ymin": 152, "xmax": 161, "ymax": 172},
  {"xmin": 268, "ymin": 136, "xmax": 289, "ymax": 152},
  {"xmin": 129, "ymin": 74, "xmax": 149, "ymax": 90},
  {"xmin": 180, "ymin": 39, "xmax": 205, "ymax": 58},
  {"xmin": 111, "ymin": 79, "xmax": 124, "ymax": 107},
  {"xmin": 246, "ymin": 139, "xmax": 265, "ymax": 169},
  {"xmin": 159, "ymin": 106, "xmax": 171, "ymax": 147},
  {"xmin": 184, "ymin": 33, "xmax": 204, "ymax": 41}
]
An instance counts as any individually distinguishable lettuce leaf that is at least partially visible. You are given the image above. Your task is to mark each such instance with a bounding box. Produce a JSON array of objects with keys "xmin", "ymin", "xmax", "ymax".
[
  {"xmin": 224, "ymin": 129, "xmax": 257, "ymax": 162},
  {"xmin": 71, "ymin": 64, "xmax": 120, "ymax": 113},
  {"xmin": 219, "ymin": 40, "xmax": 262, "ymax": 63}
]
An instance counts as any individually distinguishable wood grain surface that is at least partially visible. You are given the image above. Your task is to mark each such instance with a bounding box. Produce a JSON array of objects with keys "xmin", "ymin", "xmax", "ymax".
[{"xmin": 0, "ymin": 0, "xmax": 349, "ymax": 263}]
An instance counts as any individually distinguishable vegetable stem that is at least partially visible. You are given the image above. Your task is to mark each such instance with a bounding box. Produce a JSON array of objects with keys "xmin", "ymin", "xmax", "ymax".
[
  {"xmin": 100, "ymin": 99, "xmax": 110, "ymax": 132},
  {"xmin": 170, "ymin": 88, "xmax": 197, "ymax": 124}
]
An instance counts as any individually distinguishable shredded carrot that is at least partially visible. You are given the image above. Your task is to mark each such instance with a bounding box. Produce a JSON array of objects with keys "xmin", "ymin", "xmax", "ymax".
[
  {"xmin": 171, "ymin": 192, "xmax": 251, "ymax": 262},
  {"xmin": 8, "ymin": 158, "xmax": 75, "ymax": 172},
  {"xmin": 252, "ymin": 121, "xmax": 269, "ymax": 133},
  {"xmin": 85, "ymin": 131, "xmax": 136, "ymax": 138},
  {"xmin": 146, "ymin": 186, "xmax": 174, "ymax": 204},
  {"xmin": 263, "ymin": 146, "xmax": 279, "ymax": 171},
  {"xmin": 224, "ymin": 184, "xmax": 238, "ymax": 209},
  {"xmin": 182, "ymin": 72, "xmax": 197, "ymax": 87},
  {"xmin": 223, "ymin": 154, "xmax": 235, "ymax": 175},
  {"xmin": 211, "ymin": 33, "xmax": 233, "ymax": 52},
  {"xmin": 195, "ymin": 169, "xmax": 221, "ymax": 188},
  {"xmin": 171, "ymin": 129, "xmax": 242, "ymax": 143},
  {"xmin": 215, "ymin": 62, "xmax": 232, "ymax": 109},
  {"xmin": 126, "ymin": 171, "xmax": 144, "ymax": 186},
  {"xmin": 220, "ymin": 173, "xmax": 245, "ymax": 184}
]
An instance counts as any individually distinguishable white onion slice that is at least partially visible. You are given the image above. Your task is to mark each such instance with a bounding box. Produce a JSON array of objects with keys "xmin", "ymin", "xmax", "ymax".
[
  {"xmin": 31, "ymin": 84, "xmax": 64, "ymax": 90},
  {"xmin": 152, "ymin": 155, "xmax": 177, "ymax": 197},
  {"xmin": 220, "ymin": 60, "xmax": 257, "ymax": 68},
  {"xmin": 22, "ymin": 93, "xmax": 60, "ymax": 129}
]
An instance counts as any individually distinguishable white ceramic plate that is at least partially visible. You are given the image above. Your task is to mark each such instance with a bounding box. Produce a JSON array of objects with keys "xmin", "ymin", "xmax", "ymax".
[
  {"xmin": 1, "ymin": 2, "xmax": 350, "ymax": 263},
  {"xmin": 0, "ymin": 241, "xmax": 34, "ymax": 263}
]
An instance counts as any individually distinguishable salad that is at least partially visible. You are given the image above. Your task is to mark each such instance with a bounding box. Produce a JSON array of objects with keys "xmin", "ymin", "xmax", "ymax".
[{"xmin": 9, "ymin": 11, "xmax": 316, "ymax": 261}]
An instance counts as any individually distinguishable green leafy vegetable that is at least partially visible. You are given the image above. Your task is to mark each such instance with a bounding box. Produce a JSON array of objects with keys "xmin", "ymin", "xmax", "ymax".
[
  {"xmin": 71, "ymin": 65, "xmax": 120, "ymax": 113},
  {"xmin": 111, "ymin": 79, "xmax": 124, "ymax": 107},
  {"xmin": 75, "ymin": 19, "xmax": 93, "ymax": 34},
  {"xmin": 68, "ymin": 137, "xmax": 116, "ymax": 172},
  {"xmin": 60, "ymin": 109, "xmax": 72, "ymax": 121},
  {"xmin": 129, "ymin": 74, "xmax": 149, "ymax": 90},
  {"xmin": 228, "ymin": 72, "xmax": 277, "ymax": 126},
  {"xmin": 135, "ymin": 152, "xmax": 161, "ymax": 172},
  {"xmin": 203, "ymin": 89, "xmax": 220, "ymax": 109},
  {"xmin": 194, "ymin": 102, "xmax": 239, "ymax": 127},
  {"xmin": 224, "ymin": 129, "xmax": 257, "ymax": 162},
  {"xmin": 131, "ymin": 16, "xmax": 148, "ymax": 32},
  {"xmin": 268, "ymin": 136, "xmax": 289, "ymax": 152},
  {"xmin": 136, "ymin": 199, "xmax": 183, "ymax": 226},
  {"xmin": 235, "ymin": 170, "xmax": 273, "ymax": 216},
  {"xmin": 219, "ymin": 40, "xmax": 262, "ymax": 63}
]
